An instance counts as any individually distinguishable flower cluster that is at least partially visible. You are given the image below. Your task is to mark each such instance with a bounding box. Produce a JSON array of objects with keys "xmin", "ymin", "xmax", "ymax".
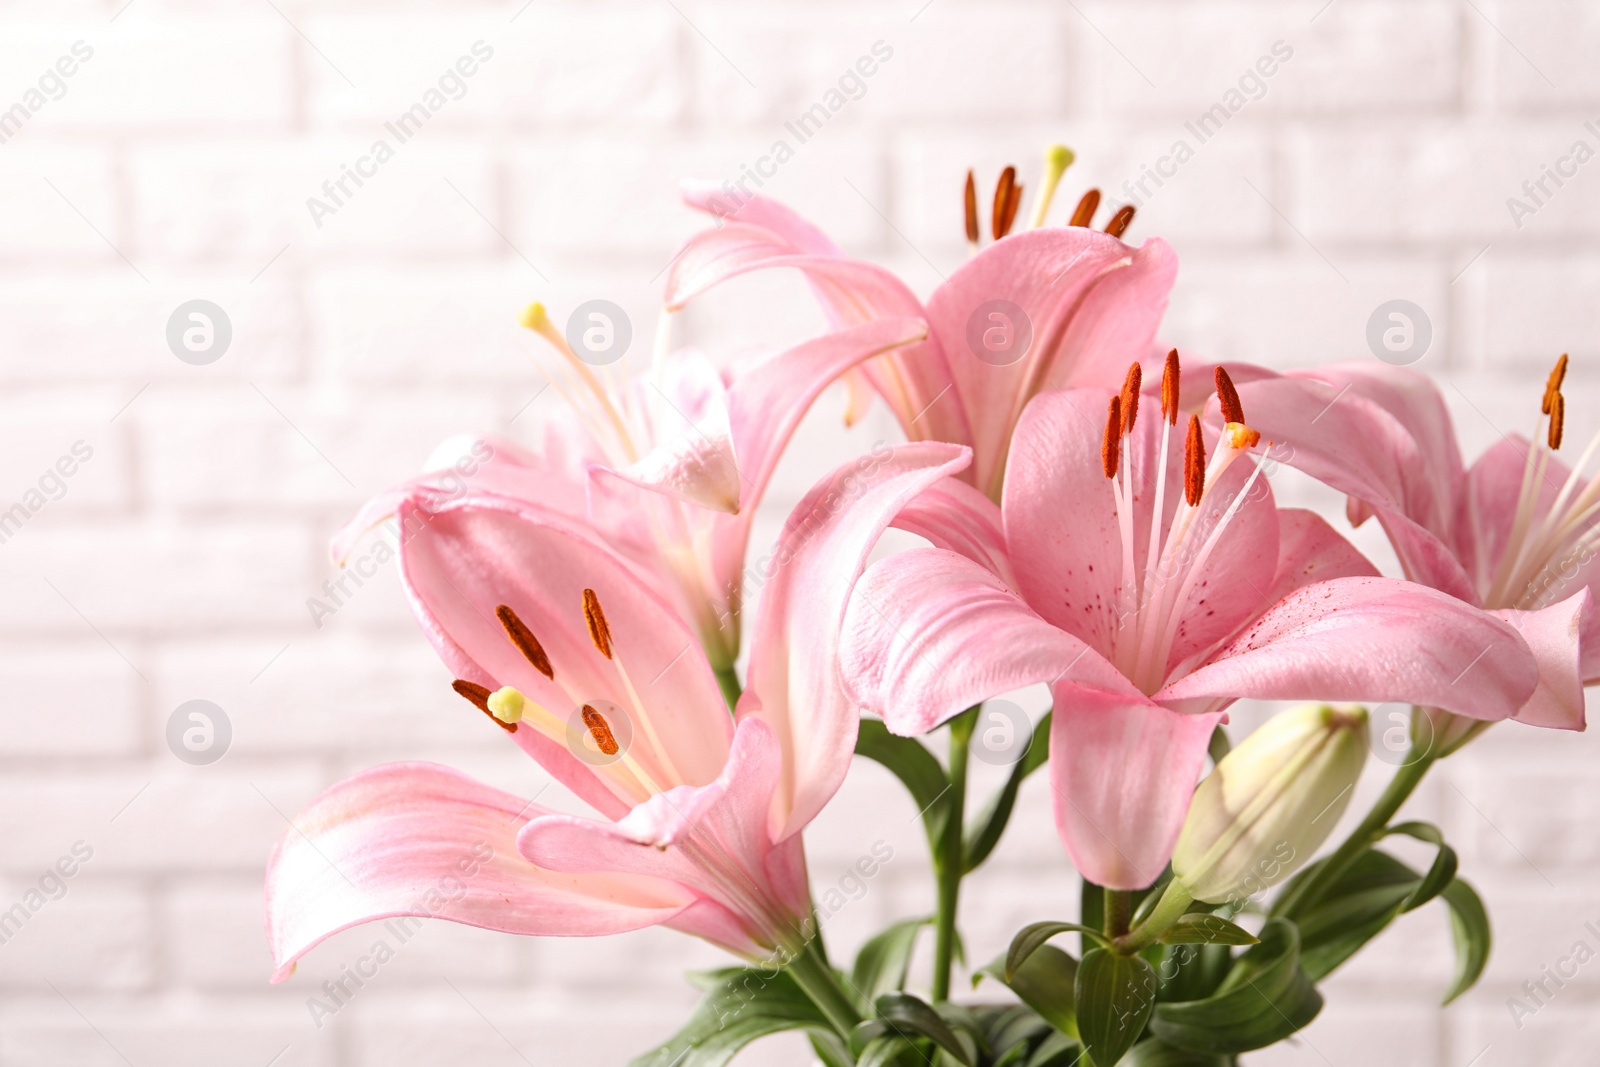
[{"xmin": 264, "ymin": 148, "xmax": 1591, "ymax": 1067}]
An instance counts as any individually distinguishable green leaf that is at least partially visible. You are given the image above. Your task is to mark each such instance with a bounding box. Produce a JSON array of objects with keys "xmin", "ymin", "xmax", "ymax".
[
  {"xmin": 1158, "ymin": 913, "xmax": 1260, "ymax": 946},
  {"xmin": 1028, "ymin": 1030, "xmax": 1085, "ymax": 1067},
  {"xmin": 1440, "ymin": 877, "xmax": 1491, "ymax": 1004},
  {"xmin": 855, "ymin": 719, "xmax": 951, "ymax": 850},
  {"xmin": 851, "ymin": 992, "xmax": 977, "ymax": 1067},
  {"xmin": 1006, "ymin": 921, "xmax": 1111, "ymax": 979},
  {"xmin": 851, "ymin": 917, "xmax": 932, "ymax": 1007},
  {"xmin": 963, "ymin": 711, "xmax": 1052, "ymax": 873},
  {"xmin": 1148, "ymin": 919, "xmax": 1322, "ymax": 1055},
  {"xmin": 1125, "ymin": 1038, "xmax": 1233, "ymax": 1066},
  {"xmin": 1075, "ymin": 948, "xmax": 1158, "ymax": 1066},
  {"xmin": 977, "ymin": 943, "xmax": 1081, "ymax": 1038},
  {"xmin": 1292, "ymin": 849, "xmax": 1431, "ymax": 981},
  {"xmin": 631, "ymin": 967, "xmax": 834, "ymax": 1067},
  {"xmin": 1385, "ymin": 821, "xmax": 1459, "ymax": 913}
]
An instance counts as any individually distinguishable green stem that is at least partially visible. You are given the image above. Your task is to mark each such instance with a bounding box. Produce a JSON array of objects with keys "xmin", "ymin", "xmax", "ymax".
[
  {"xmin": 1274, "ymin": 743, "xmax": 1437, "ymax": 920},
  {"xmin": 784, "ymin": 937, "xmax": 862, "ymax": 1038},
  {"xmin": 1104, "ymin": 887, "xmax": 1132, "ymax": 939},
  {"xmin": 1114, "ymin": 880, "xmax": 1194, "ymax": 955},
  {"xmin": 932, "ymin": 707, "xmax": 977, "ymax": 1002},
  {"xmin": 714, "ymin": 665, "xmax": 742, "ymax": 713}
]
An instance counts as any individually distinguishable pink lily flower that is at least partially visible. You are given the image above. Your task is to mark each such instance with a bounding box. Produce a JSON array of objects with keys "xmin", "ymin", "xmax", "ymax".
[
  {"xmin": 839, "ymin": 355, "xmax": 1542, "ymax": 889},
  {"xmin": 664, "ymin": 171, "xmax": 1176, "ymax": 502},
  {"xmin": 1232, "ymin": 355, "xmax": 1593, "ymax": 735},
  {"xmin": 265, "ymin": 442, "xmax": 970, "ymax": 978},
  {"xmin": 335, "ymin": 311, "xmax": 929, "ymax": 670}
]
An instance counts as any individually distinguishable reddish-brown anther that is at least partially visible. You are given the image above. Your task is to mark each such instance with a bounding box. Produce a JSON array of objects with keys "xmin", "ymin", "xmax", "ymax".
[
  {"xmin": 1544, "ymin": 352, "xmax": 1569, "ymax": 416},
  {"xmin": 1184, "ymin": 414, "xmax": 1206, "ymax": 506},
  {"xmin": 1162, "ymin": 349, "xmax": 1181, "ymax": 426},
  {"xmin": 1102, "ymin": 395, "xmax": 1123, "ymax": 479},
  {"xmin": 992, "ymin": 166, "xmax": 1018, "ymax": 239},
  {"xmin": 964, "ymin": 169, "xmax": 979, "ymax": 244},
  {"xmin": 1121, "ymin": 362, "xmax": 1143, "ymax": 434},
  {"xmin": 581, "ymin": 704, "xmax": 620, "ymax": 756},
  {"xmin": 496, "ymin": 604, "xmax": 554, "ymax": 679},
  {"xmin": 1105, "ymin": 204, "xmax": 1136, "ymax": 238},
  {"xmin": 1214, "ymin": 366, "xmax": 1245, "ymax": 425},
  {"xmin": 583, "ymin": 588, "xmax": 614, "ymax": 659},
  {"xmin": 1069, "ymin": 188, "xmax": 1100, "ymax": 228}
]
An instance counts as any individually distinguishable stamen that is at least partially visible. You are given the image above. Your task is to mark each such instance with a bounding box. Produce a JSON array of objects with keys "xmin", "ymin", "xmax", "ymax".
[
  {"xmin": 1544, "ymin": 353, "xmax": 1569, "ymax": 415},
  {"xmin": 1162, "ymin": 349, "xmax": 1180, "ymax": 425},
  {"xmin": 1069, "ymin": 188, "xmax": 1100, "ymax": 228},
  {"xmin": 1105, "ymin": 204, "xmax": 1136, "ymax": 239},
  {"xmin": 1120, "ymin": 362, "xmax": 1143, "ymax": 434},
  {"xmin": 496, "ymin": 604, "xmax": 554, "ymax": 679},
  {"xmin": 992, "ymin": 166, "xmax": 1016, "ymax": 240},
  {"xmin": 1004, "ymin": 181, "xmax": 1023, "ymax": 237},
  {"xmin": 452, "ymin": 680, "xmax": 518, "ymax": 733},
  {"xmin": 1214, "ymin": 366, "xmax": 1245, "ymax": 425},
  {"xmin": 1549, "ymin": 391, "xmax": 1565, "ymax": 450},
  {"xmin": 487, "ymin": 686, "xmax": 525, "ymax": 725},
  {"xmin": 581, "ymin": 704, "xmax": 620, "ymax": 755},
  {"xmin": 964, "ymin": 169, "xmax": 979, "ymax": 245},
  {"xmin": 1028, "ymin": 144, "xmax": 1075, "ymax": 228},
  {"xmin": 1102, "ymin": 396, "xmax": 1123, "ymax": 479},
  {"xmin": 582, "ymin": 588, "xmax": 614, "ymax": 659},
  {"xmin": 1184, "ymin": 415, "xmax": 1206, "ymax": 506}
]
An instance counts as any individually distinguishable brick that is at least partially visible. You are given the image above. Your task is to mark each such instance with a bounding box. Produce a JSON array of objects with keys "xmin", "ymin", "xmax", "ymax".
[
  {"xmin": 39, "ymin": 16, "xmax": 293, "ymax": 128},
  {"xmin": 0, "ymin": 272, "xmax": 303, "ymax": 385},
  {"xmin": 131, "ymin": 138, "xmax": 500, "ymax": 265},
  {"xmin": 693, "ymin": 7, "xmax": 1074, "ymax": 126},
  {"xmin": 0, "ymin": 878, "xmax": 153, "ymax": 992},
  {"xmin": 306, "ymin": 7, "xmax": 683, "ymax": 128},
  {"xmin": 0, "ymin": 644, "xmax": 142, "ymax": 756}
]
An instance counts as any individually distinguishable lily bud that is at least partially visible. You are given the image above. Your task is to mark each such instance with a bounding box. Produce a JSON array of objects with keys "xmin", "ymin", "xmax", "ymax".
[{"xmin": 1172, "ymin": 704, "xmax": 1368, "ymax": 905}]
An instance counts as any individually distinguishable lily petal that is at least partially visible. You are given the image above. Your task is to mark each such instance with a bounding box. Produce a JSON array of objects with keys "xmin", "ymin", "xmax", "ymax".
[
  {"xmin": 1158, "ymin": 576, "xmax": 1540, "ymax": 720},
  {"xmin": 890, "ymin": 475, "xmax": 1016, "ymax": 586},
  {"xmin": 926, "ymin": 229, "xmax": 1176, "ymax": 496},
  {"xmin": 518, "ymin": 717, "xmax": 809, "ymax": 957},
  {"xmin": 601, "ymin": 350, "xmax": 740, "ymax": 514},
  {"xmin": 1049, "ymin": 689, "xmax": 1222, "ymax": 890},
  {"xmin": 739, "ymin": 442, "xmax": 973, "ymax": 841},
  {"xmin": 396, "ymin": 495, "xmax": 733, "ymax": 803},
  {"xmin": 1494, "ymin": 589, "xmax": 1590, "ymax": 730},
  {"xmin": 841, "ymin": 546, "xmax": 1136, "ymax": 737},
  {"xmin": 264, "ymin": 762, "xmax": 690, "ymax": 982}
]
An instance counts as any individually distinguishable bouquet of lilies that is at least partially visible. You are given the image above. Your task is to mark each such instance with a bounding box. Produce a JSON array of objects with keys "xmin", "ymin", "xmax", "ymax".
[{"xmin": 264, "ymin": 147, "xmax": 1591, "ymax": 1066}]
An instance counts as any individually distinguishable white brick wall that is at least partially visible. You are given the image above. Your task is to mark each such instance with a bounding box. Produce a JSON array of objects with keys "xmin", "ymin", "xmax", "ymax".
[{"xmin": 0, "ymin": 0, "xmax": 1596, "ymax": 1063}]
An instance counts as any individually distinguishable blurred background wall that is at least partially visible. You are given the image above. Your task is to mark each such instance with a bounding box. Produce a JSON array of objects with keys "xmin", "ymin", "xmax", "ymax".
[{"xmin": 0, "ymin": 0, "xmax": 1596, "ymax": 1063}]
